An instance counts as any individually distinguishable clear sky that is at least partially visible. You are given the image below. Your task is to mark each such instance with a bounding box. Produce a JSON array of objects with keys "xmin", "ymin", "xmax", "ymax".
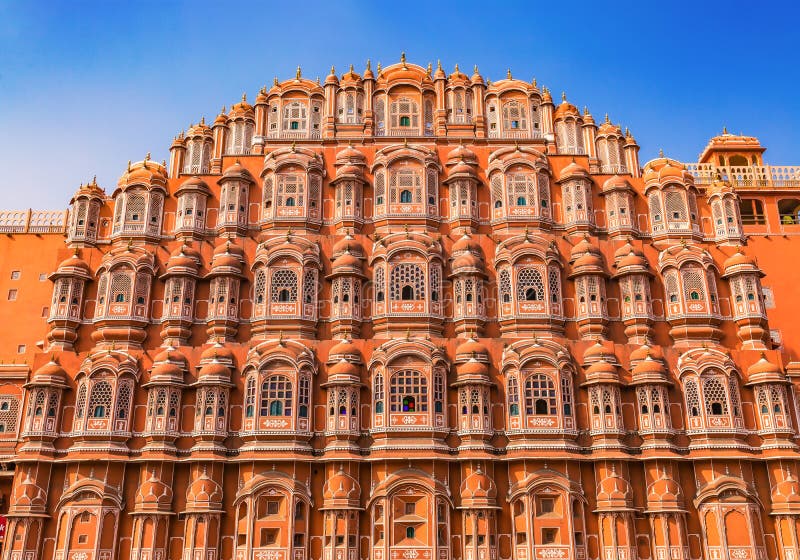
[{"xmin": 0, "ymin": 0, "xmax": 798, "ymax": 209}]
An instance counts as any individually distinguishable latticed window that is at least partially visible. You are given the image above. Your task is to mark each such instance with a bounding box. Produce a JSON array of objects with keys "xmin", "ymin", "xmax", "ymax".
[
  {"xmin": 389, "ymin": 370, "xmax": 428, "ymax": 413},
  {"xmin": 508, "ymin": 376, "xmax": 520, "ymax": 416},
  {"xmin": 254, "ymin": 269, "xmax": 267, "ymax": 305},
  {"xmin": 556, "ymin": 120, "xmax": 584, "ymax": 154},
  {"xmin": 0, "ymin": 397, "xmax": 19, "ymax": 434},
  {"xmin": 664, "ymin": 271, "xmax": 680, "ymax": 305},
  {"xmin": 516, "ymin": 267, "xmax": 545, "ymax": 302},
  {"xmin": 310, "ymin": 100, "xmax": 323, "ymax": 136},
  {"xmin": 374, "ymin": 98, "xmax": 385, "ymax": 135},
  {"xmin": 430, "ymin": 265, "xmax": 441, "ymax": 303},
  {"xmin": 75, "ymin": 383, "xmax": 87, "ymax": 419},
  {"xmin": 374, "ymin": 266, "xmax": 385, "ymax": 303},
  {"xmin": 665, "ymin": 191, "xmax": 688, "ymax": 222},
  {"xmin": 270, "ymin": 269, "xmax": 298, "ymax": 303},
  {"xmin": 499, "ymin": 269, "xmax": 512, "ymax": 304},
  {"xmin": 502, "ymin": 100, "xmax": 527, "ymax": 131},
  {"xmin": 390, "ymin": 264, "xmax": 425, "ymax": 301},
  {"xmin": 303, "ymin": 270, "xmax": 317, "ymax": 306},
  {"xmin": 703, "ymin": 377, "xmax": 729, "ymax": 416},
  {"xmin": 506, "ymin": 173, "xmax": 536, "ymax": 207},
  {"xmin": 682, "ymin": 267, "xmax": 706, "ymax": 303},
  {"xmin": 298, "ymin": 375, "xmax": 310, "ymax": 418},
  {"xmin": 116, "ymin": 379, "xmax": 132, "ymax": 420},
  {"xmin": 282, "ymin": 102, "xmax": 308, "ymax": 132},
  {"xmin": 560, "ymin": 375, "xmax": 573, "ymax": 416},
  {"xmin": 490, "ymin": 175, "xmax": 503, "ymax": 209},
  {"xmin": 524, "ymin": 374, "xmax": 557, "ymax": 415},
  {"xmin": 88, "ymin": 381, "xmax": 113, "ymax": 418},
  {"xmin": 260, "ymin": 375, "xmax": 293, "ymax": 417},
  {"xmin": 277, "ymin": 174, "xmax": 304, "ymax": 208},
  {"xmin": 390, "ymin": 169, "xmax": 422, "ymax": 205},
  {"xmin": 227, "ymin": 121, "xmax": 253, "ymax": 153},
  {"xmin": 648, "ymin": 193, "xmax": 663, "ymax": 227},
  {"xmin": 685, "ymin": 379, "xmax": 700, "ymax": 417},
  {"xmin": 390, "ymin": 97, "xmax": 419, "ymax": 130},
  {"xmin": 125, "ymin": 193, "xmax": 146, "ymax": 227},
  {"xmin": 424, "ymin": 99, "xmax": 434, "ymax": 135},
  {"xmin": 245, "ymin": 376, "xmax": 256, "ymax": 418},
  {"xmin": 548, "ymin": 266, "xmax": 561, "ymax": 306},
  {"xmin": 374, "ymin": 372, "xmax": 385, "ymax": 414},
  {"xmin": 433, "ymin": 370, "xmax": 444, "ymax": 413}
]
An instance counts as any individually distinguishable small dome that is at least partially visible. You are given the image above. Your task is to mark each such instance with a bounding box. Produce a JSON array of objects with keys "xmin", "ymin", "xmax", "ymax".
[
  {"xmin": 328, "ymin": 358, "xmax": 361, "ymax": 377},
  {"xmin": 583, "ymin": 340, "xmax": 611, "ymax": 363},
  {"xmin": 616, "ymin": 248, "xmax": 648, "ymax": 271},
  {"xmin": 596, "ymin": 467, "xmax": 631, "ymax": 505},
  {"xmin": 136, "ymin": 471, "xmax": 172, "ymax": 507},
  {"xmin": 221, "ymin": 161, "xmax": 254, "ymax": 182},
  {"xmin": 118, "ymin": 159, "xmax": 168, "ymax": 190},
  {"xmin": 328, "ymin": 338, "xmax": 361, "ymax": 361},
  {"xmin": 448, "ymin": 161, "xmax": 476, "ymax": 178},
  {"xmin": 332, "ymin": 251, "xmax": 362, "ymax": 271},
  {"xmin": 187, "ymin": 119, "xmax": 212, "ymax": 138},
  {"xmin": 29, "ymin": 359, "xmax": 69, "ymax": 387},
  {"xmin": 460, "ymin": 468, "xmax": 497, "ymax": 508},
  {"xmin": 554, "ymin": 100, "xmax": 580, "ymax": 119},
  {"xmin": 336, "ymin": 144, "xmax": 366, "ymax": 164},
  {"xmin": 630, "ymin": 344, "xmax": 662, "ymax": 363},
  {"xmin": 745, "ymin": 353, "xmax": 785, "ymax": 386},
  {"xmin": 196, "ymin": 360, "xmax": 232, "ymax": 382},
  {"xmin": 166, "ymin": 244, "xmax": 201, "ymax": 272},
  {"xmin": 13, "ymin": 472, "xmax": 46, "ymax": 509},
  {"xmin": 456, "ymin": 358, "xmax": 489, "ymax": 379},
  {"xmin": 586, "ymin": 359, "xmax": 618, "ymax": 377},
  {"xmin": 559, "ymin": 160, "xmax": 589, "ymax": 181},
  {"xmin": 772, "ymin": 472, "xmax": 800, "ymax": 507},
  {"xmin": 452, "ymin": 252, "xmax": 482, "ymax": 271},
  {"xmin": 447, "ymin": 143, "xmax": 477, "ymax": 163},
  {"xmin": 322, "ymin": 470, "xmax": 360, "ymax": 509},
  {"xmin": 455, "ymin": 337, "xmax": 489, "ymax": 360},
  {"xmin": 56, "ymin": 253, "xmax": 91, "ymax": 276},
  {"xmin": 200, "ymin": 342, "xmax": 234, "ymax": 362},
  {"xmin": 723, "ymin": 248, "xmax": 757, "ymax": 272},
  {"xmin": 602, "ymin": 175, "xmax": 631, "ymax": 192},
  {"xmin": 572, "ymin": 252, "xmax": 604, "ymax": 271},
  {"xmin": 569, "ymin": 235, "xmax": 601, "ymax": 261},
  {"xmin": 229, "ymin": 94, "xmax": 254, "ymax": 119},
  {"xmin": 175, "ymin": 176, "xmax": 211, "ymax": 196},
  {"xmin": 210, "ymin": 241, "xmax": 244, "ymax": 270},
  {"xmin": 452, "ymin": 233, "xmax": 481, "ymax": 254},
  {"xmin": 631, "ymin": 355, "xmax": 667, "ymax": 378},
  {"xmin": 648, "ymin": 470, "xmax": 683, "ymax": 508},
  {"xmin": 187, "ymin": 469, "xmax": 223, "ymax": 506},
  {"xmin": 597, "ymin": 120, "xmax": 622, "ymax": 137},
  {"xmin": 332, "ymin": 233, "xmax": 362, "ymax": 256}
]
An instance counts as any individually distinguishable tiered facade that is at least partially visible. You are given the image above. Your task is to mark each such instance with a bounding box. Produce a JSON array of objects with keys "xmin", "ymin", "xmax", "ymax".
[{"xmin": 1, "ymin": 57, "xmax": 800, "ymax": 560}]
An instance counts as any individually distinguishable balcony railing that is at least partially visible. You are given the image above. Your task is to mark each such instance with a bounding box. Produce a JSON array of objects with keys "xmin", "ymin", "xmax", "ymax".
[
  {"xmin": 0, "ymin": 209, "xmax": 68, "ymax": 233},
  {"xmin": 488, "ymin": 129, "xmax": 543, "ymax": 139},
  {"xmin": 685, "ymin": 163, "xmax": 800, "ymax": 189}
]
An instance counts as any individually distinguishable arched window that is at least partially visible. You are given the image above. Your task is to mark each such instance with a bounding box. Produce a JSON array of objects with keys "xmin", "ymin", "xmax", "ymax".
[
  {"xmin": 282, "ymin": 101, "xmax": 308, "ymax": 133},
  {"xmin": 271, "ymin": 270, "xmax": 298, "ymax": 303},
  {"xmin": 499, "ymin": 269, "xmax": 512, "ymax": 304},
  {"xmin": 502, "ymin": 101, "xmax": 528, "ymax": 133},
  {"xmin": 506, "ymin": 173, "xmax": 536, "ymax": 208},
  {"xmin": 389, "ymin": 370, "xmax": 428, "ymax": 413},
  {"xmin": 390, "ymin": 98, "xmax": 419, "ymax": 132},
  {"xmin": 390, "ymin": 264, "xmax": 425, "ymax": 301},
  {"xmin": 525, "ymin": 374, "xmax": 557, "ymax": 416},
  {"xmin": 517, "ymin": 268, "xmax": 545, "ymax": 302},
  {"xmin": 88, "ymin": 380, "xmax": 112, "ymax": 419},
  {"xmin": 260, "ymin": 375, "xmax": 293, "ymax": 417}
]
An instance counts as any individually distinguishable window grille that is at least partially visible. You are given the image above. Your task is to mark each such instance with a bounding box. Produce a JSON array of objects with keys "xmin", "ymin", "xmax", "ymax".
[
  {"xmin": 702, "ymin": 377, "xmax": 729, "ymax": 416},
  {"xmin": 270, "ymin": 269, "xmax": 298, "ymax": 303},
  {"xmin": 499, "ymin": 269, "xmax": 512, "ymax": 304},
  {"xmin": 88, "ymin": 380, "xmax": 113, "ymax": 419},
  {"xmin": 76, "ymin": 382, "xmax": 87, "ymax": 419},
  {"xmin": 390, "ymin": 170, "xmax": 421, "ymax": 204},
  {"xmin": 277, "ymin": 174, "xmax": 304, "ymax": 208},
  {"xmin": 538, "ymin": 173, "xmax": 550, "ymax": 213},
  {"xmin": 125, "ymin": 193, "xmax": 146, "ymax": 228},
  {"xmin": 299, "ymin": 375, "xmax": 310, "ymax": 417},
  {"xmin": 254, "ymin": 269, "xmax": 267, "ymax": 305},
  {"xmin": 728, "ymin": 377, "xmax": 742, "ymax": 417},
  {"xmin": 245, "ymin": 376, "xmax": 256, "ymax": 418},
  {"xmin": 263, "ymin": 178, "xmax": 273, "ymax": 212},
  {"xmin": 502, "ymin": 101, "xmax": 527, "ymax": 132},
  {"xmin": 560, "ymin": 374, "xmax": 573, "ymax": 416},
  {"xmin": 374, "ymin": 372, "xmax": 384, "ymax": 409},
  {"xmin": 283, "ymin": 102, "xmax": 308, "ymax": 133},
  {"xmin": 525, "ymin": 373, "xmax": 557, "ymax": 415},
  {"xmin": 390, "ymin": 97, "xmax": 419, "ymax": 131},
  {"xmin": 116, "ymin": 379, "xmax": 132, "ymax": 420},
  {"xmin": 375, "ymin": 171, "xmax": 386, "ymax": 207},
  {"xmin": 648, "ymin": 193, "xmax": 663, "ymax": 226},
  {"xmin": 302, "ymin": 269, "xmax": 317, "ymax": 306},
  {"xmin": 310, "ymin": 101, "xmax": 322, "ymax": 136},
  {"xmin": 389, "ymin": 369, "xmax": 428, "ymax": 413},
  {"xmin": 665, "ymin": 191, "xmax": 687, "ymax": 221},
  {"xmin": 260, "ymin": 375, "xmax": 293, "ymax": 417},
  {"xmin": 433, "ymin": 369, "xmax": 444, "ymax": 412},
  {"xmin": 508, "ymin": 376, "xmax": 520, "ymax": 414},
  {"xmin": 374, "ymin": 98, "xmax": 385, "ymax": 135},
  {"xmin": 0, "ymin": 397, "xmax": 18, "ymax": 434},
  {"xmin": 110, "ymin": 272, "xmax": 132, "ymax": 304},
  {"xmin": 506, "ymin": 173, "xmax": 535, "ymax": 207},
  {"xmin": 517, "ymin": 267, "xmax": 545, "ymax": 301},
  {"xmin": 309, "ymin": 175, "xmax": 321, "ymax": 210},
  {"xmin": 390, "ymin": 263, "xmax": 425, "ymax": 301},
  {"xmin": 424, "ymin": 99, "xmax": 434, "ymax": 135},
  {"xmin": 430, "ymin": 265, "xmax": 441, "ymax": 303},
  {"xmin": 490, "ymin": 175, "xmax": 503, "ymax": 208},
  {"xmin": 682, "ymin": 267, "xmax": 706, "ymax": 303},
  {"xmin": 374, "ymin": 266, "xmax": 385, "ymax": 302},
  {"xmin": 548, "ymin": 266, "xmax": 561, "ymax": 307}
]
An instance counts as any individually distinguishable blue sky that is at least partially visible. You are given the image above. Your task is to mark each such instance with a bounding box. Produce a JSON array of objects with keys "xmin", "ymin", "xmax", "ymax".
[{"xmin": 0, "ymin": 0, "xmax": 797, "ymax": 209}]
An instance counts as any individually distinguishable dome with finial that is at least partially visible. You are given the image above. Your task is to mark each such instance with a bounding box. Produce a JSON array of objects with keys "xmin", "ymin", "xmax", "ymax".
[
  {"xmin": 135, "ymin": 470, "xmax": 173, "ymax": 510},
  {"xmin": 630, "ymin": 352, "xmax": 669, "ymax": 385},
  {"xmin": 601, "ymin": 175, "xmax": 632, "ymax": 194},
  {"xmin": 322, "ymin": 470, "xmax": 361, "ymax": 509},
  {"xmin": 328, "ymin": 337, "xmax": 362, "ymax": 364},
  {"xmin": 332, "ymin": 232, "xmax": 363, "ymax": 258},
  {"xmin": 554, "ymin": 92, "xmax": 580, "ymax": 119},
  {"xmin": 568, "ymin": 236, "xmax": 606, "ymax": 276},
  {"xmin": 647, "ymin": 468, "xmax": 683, "ymax": 511},
  {"xmin": 558, "ymin": 159, "xmax": 590, "ymax": 181},
  {"xmin": 470, "ymin": 64, "xmax": 484, "ymax": 85},
  {"xmin": 147, "ymin": 347, "xmax": 187, "ymax": 386},
  {"xmin": 71, "ymin": 176, "xmax": 105, "ymax": 203},
  {"xmin": 722, "ymin": 247, "xmax": 760, "ymax": 277},
  {"xmin": 28, "ymin": 358, "xmax": 69, "ymax": 388},
  {"xmin": 629, "ymin": 343, "xmax": 662, "ymax": 363},
  {"xmin": 187, "ymin": 118, "xmax": 212, "ymax": 139},
  {"xmin": 330, "ymin": 248, "xmax": 364, "ymax": 276},
  {"xmin": 210, "ymin": 240, "xmax": 245, "ymax": 272},
  {"xmin": 164, "ymin": 243, "xmax": 202, "ymax": 274},
  {"xmin": 53, "ymin": 252, "xmax": 92, "ymax": 278},
  {"xmin": 175, "ymin": 175, "xmax": 211, "ymax": 197},
  {"xmin": 597, "ymin": 114, "xmax": 623, "ymax": 137},
  {"xmin": 228, "ymin": 93, "xmax": 254, "ymax": 119},
  {"xmin": 447, "ymin": 63, "xmax": 469, "ymax": 84},
  {"xmin": 744, "ymin": 353, "xmax": 786, "ymax": 385},
  {"xmin": 643, "ymin": 157, "xmax": 694, "ymax": 186},
  {"xmin": 455, "ymin": 336, "xmax": 489, "ymax": 362},
  {"xmin": 595, "ymin": 466, "xmax": 632, "ymax": 509},
  {"xmin": 447, "ymin": 142, "xmax": 477, "ymax": 164},
  {"xmin": 117, "ymin": 157, "xmax": 168, "ymax": 191},
  {"xmin": 221, "ymin": 160, "xmax": 255, "ymax": 182},
  {"xmin": 460, "ymin": 467, "xmax": 498, "ymax": 508},
  {"xmin": 186, "ymin": 468, "xmax": 223, "ymax": 509},
  {"xmin": 613, "ymin": 242, "xmax": 649, "ymax": 275}
]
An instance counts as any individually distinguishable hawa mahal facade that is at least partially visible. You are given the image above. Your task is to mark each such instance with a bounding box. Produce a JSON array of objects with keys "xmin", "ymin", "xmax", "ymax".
[{"xmin": 1, "ymin": 56, "xmax": 800, "ymax": 560}]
